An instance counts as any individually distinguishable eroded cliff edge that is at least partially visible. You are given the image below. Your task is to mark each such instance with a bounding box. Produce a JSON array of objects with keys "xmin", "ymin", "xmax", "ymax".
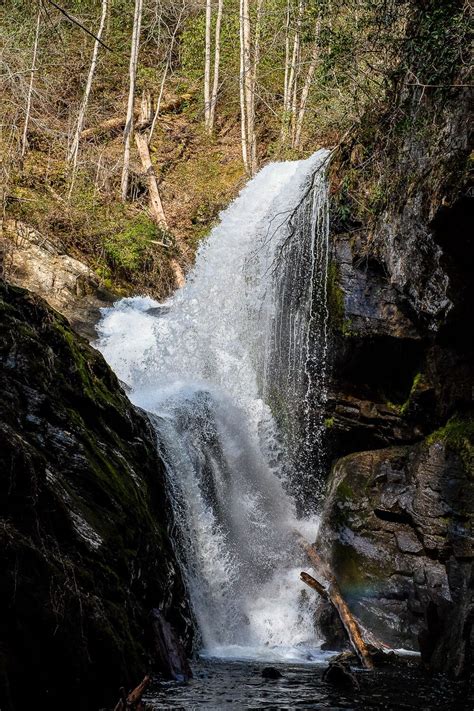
[
  {"xmin": 317, "ymin": 0, "xmax": 473, "ymax": 682},
  {"xmin": 0, "ymin": 281, "xmax": 191, "ymax": 711}
]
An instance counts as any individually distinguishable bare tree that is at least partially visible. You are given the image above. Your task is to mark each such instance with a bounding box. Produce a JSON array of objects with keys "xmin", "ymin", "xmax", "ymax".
[
  {"xmin": 208, "ymin": 0, "xmax": 224, "ymax": 132},
  {"xmin": 21, "ymin": 5, "xmax": 41, "ymax": 159},
  {"xmin": 249, "ymin": 0, "xmax": 263, "ymax": 173},
  {"xmin": 239, "ymin": 0, "xmax": 249, "ymax": 172},
  {"xmin": 68, "ymin": 0, "xmax": 108, "ymax": 171},
  {"xmin": 281, "ymin": 0, "xmax": 303, "ymax": 142},
  {"xmin": 282, "ymin": 0, "xmax": 291, "ymax": 124},
  {"xmin": 148, "ymin": 3, "xmax": 186, "ymax": 145},
  {"xmin": 204, "ymin": 0, "xmax": 212, "ymax": 128},
  {"xmin": 121, "ymin": 0, "xmax": 143, "ymax": 201},
  {"xmin": 293, "ymin": 13, "xmax": 321, "ymax": 149},
  {"xmin": 238, "ymin": 0, "xmax": 263, "ymax": 175}
]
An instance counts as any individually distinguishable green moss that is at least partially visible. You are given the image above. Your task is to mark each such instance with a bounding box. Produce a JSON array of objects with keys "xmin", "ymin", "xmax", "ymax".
[
  {"xmin": 341, "ymin": 318, "xmax": 353, "ymax": 337},
  {"xmin": 327, "ymin": 260, "xmax": 345, "ymax": 330},
  {"xmin": 386, "ymin": 371, "xmax": 427, "ymax": 415},
  {"xmin": 426, "ymin": 415, "xmax": 474, "ymax": 476},
  {"xmin": 324, "ymin": 417, "xmax": 335, "ymax": 429},
  {"xmin": 336, "ymin": 479, "xmax": 354, "ymax": 501},
  {"xmin": 104, "ymin": 216, "xmax": 165, "ymax": 272}
]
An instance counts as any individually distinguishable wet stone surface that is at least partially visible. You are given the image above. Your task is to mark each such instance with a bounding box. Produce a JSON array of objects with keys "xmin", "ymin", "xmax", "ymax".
[{"xmin": 145, "ymin": 659, "xmax": 472, "ymax": 710}]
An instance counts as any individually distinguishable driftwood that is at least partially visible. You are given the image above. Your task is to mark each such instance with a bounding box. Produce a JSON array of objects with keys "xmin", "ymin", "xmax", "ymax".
[
  {"xmin": 113, "ymin": 674, "xmax": 150, "ymax": 711},
  {"xmin": 297, "ymin": 535, "xmax": 374, "ymax": 670}
]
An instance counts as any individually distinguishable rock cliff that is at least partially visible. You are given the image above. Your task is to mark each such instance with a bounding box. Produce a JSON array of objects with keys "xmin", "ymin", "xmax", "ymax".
[
  {"xmin": 0, "ymin": 281, "xmax": 191, "ymax": 711},
  {"xmin": 317, "ymin": 0, "xmax": 473, "ymax": 681}
]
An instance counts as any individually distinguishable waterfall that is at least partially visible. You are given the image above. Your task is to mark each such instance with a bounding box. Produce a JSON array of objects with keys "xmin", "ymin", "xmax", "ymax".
[{"xmin": 97, "ymin": 149, "xmax": 331, "ymax": 663}]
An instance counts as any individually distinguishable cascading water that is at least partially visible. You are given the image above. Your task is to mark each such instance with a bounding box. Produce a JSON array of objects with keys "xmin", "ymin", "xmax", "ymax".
[{"xmin": 97, "ymin": 149, "xmax": 331, "ymax": 663}]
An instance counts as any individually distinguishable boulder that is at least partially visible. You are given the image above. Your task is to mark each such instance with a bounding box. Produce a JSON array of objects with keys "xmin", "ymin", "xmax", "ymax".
[{"xmin": 316, "ymin": 438, "xmax": 473, "ymax": 676}]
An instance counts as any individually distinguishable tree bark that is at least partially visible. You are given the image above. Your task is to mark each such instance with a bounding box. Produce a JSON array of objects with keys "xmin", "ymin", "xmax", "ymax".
[
  {"xmin": 249, "ymin": 0, "xmax": 263, "ymax": 174},
  {"xmin": 68, "ymin": 0, "xmax": 108, "ymax": 169},
  {"xmin": 21, "ymin": 6, "xmax": 41, "ymax": 159},
  {"xmin": 282, "ymin": 0, "xmax": 291, "ymax": 117},
  {"xmin": 242, "ymin": 0, "xmax": 253, "ymax": 173},
  {"xmin": 282, "ymin": 0, "xmax": 303, "ymax": 143},
  {"xmin": 298, "ymin": 538, "xmax": 374, "ymax": 670},
  {"xmin": 121, "ymin": 0, "xmax": 143, "ymax": 201},
  {"xmin": 204, "ymin": 0, "xmax": 212, "ymax": 129},
  {"xmin": 134, "ymin": 130, "xmax": 167, "ymax": 227},
  {"xmin": 113, "ymin": 675, "xmax": 150, "ymax": 711},
  {"xmin": 209, "ymin": 0, "xmax": 224, "ymax": 132},
  {"xmin": 134, "ymin": 103, "xmax": 185, "ymax": 289},
  {"xmin": 239, "ymin": 0, "xmax": 249, "ymax": 172}
]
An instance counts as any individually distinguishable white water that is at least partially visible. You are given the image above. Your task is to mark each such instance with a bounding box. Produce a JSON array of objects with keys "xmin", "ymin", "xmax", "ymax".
[{"xmin": 97, "ymin": 150, "xmax": 331, "ymax": 663}]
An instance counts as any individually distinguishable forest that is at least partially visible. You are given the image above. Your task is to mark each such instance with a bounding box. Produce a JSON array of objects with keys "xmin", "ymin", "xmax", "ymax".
[{"xmin": 0, "ymin": 1, "xmax": 472, "ymax": 710}]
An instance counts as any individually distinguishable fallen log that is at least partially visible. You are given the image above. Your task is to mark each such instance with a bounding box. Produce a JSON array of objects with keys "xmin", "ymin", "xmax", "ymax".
[
  {"xmin": 113, "ymin": 674, "xmax": 150, "ymax": 711},
  {"xmin": 133, "ymin": 101, "xmax": 185, "ymax": 290},
  {"xmin": 296, "ymin": 533, "xmax": 374, "ymax": 670},
  {"xmin": 300, "ymin": 570, "xmax": 374, "ymax": 669}
]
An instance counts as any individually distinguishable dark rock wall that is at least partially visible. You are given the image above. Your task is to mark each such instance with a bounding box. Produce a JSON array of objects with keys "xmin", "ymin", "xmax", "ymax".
[
  {"xmin": 0, "ymin": 281, "xmax": 191, "ymax": 711},
  {"xmin": 317, "ymin": 0, "xmax": 473, "ymax": 681}
]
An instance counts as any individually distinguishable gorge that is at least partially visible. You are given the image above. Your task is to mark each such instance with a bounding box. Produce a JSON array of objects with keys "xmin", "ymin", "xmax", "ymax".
[{"xmin": 0, "ymin": 1, "xmax": 472, "ymax": 709}]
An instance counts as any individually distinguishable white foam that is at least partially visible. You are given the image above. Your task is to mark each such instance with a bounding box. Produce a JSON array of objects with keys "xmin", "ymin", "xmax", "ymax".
[{"xmin": 97, "ymin": 151, "xmax": 330, "ymax": 661}]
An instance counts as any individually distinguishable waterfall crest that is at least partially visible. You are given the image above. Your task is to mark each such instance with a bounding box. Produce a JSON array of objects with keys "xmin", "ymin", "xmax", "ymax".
[{"xmin": 97, "ymin": 150, "xmax": 331, "ymax": 663}]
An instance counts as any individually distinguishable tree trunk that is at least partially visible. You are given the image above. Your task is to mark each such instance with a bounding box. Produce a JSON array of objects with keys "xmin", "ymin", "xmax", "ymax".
[
  {"xmin": 121, "ymin": 0, "xmax": 143, "ymax": 201},
  {"xmin": 242, "ymin": 0, "xmax": 254, "ymax": 175},
  {"xmin": 297, "ymin": 537, "xmax": 374, "ymax": 670},
  {"xmin": 239, "ymin": 0, "xmax": 249, "ymax": 172},
  {"xmin": 204, "ymin": 0, "xmax": 212, "ymax": 129},
  {"xmin": 134, "ymin": 131, "xmax": 167, "ymax": 227},
  {"xmin": 293, "ymin": 15, "xmax": 320, "ymax": 149},
  {"xmin": 249, "ymin": 0, "xmax": 263, "ymax": 174},
  {"xmin": 21, "ymin": 6, "xmax": 41, "ymax": 160},
  {"xmin": 282, "ymin": 0, "xmax": 303, "ymax": 143},
  {"xmin": 209, "ymin": 0, "xmax": 224, "ymax": 132},
  {"xmin": 68, "ymin": 0, "xmax": 108, "ymax": 169},
  {"xmin": 134, "ymin": 103, "xmax": 186, "ymax": 289},
  {"xmin": 113, "ymin": 675, "xmax": 150, "ymax": 711},
  {"xmin": 282, "ymin": 0, "xmax": 291, "ymax": 117}
]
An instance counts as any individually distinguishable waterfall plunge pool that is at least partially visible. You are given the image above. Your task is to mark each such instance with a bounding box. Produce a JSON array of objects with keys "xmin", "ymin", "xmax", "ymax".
[{"xmin": 143, "ymin": 657, "xmax": 469, "ymax": 710}]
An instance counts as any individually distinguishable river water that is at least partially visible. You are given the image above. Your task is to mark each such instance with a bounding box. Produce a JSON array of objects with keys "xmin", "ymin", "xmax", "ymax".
[{"xmin": 143, "ymin": 658, "xmax": 470, "ymax": 710}]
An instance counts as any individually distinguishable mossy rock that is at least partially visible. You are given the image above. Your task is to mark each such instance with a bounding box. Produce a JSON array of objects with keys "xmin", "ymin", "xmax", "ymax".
[{"xmin": 0, "ymin": 281, "xmax": 191, "ymax": 711}]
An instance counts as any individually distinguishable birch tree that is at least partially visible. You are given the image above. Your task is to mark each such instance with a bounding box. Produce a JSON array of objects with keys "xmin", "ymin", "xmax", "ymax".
[
  {"xmin": 208, "ymin": 0, "xmax": 224, "ymax": 132},
  {"xmin": 281, "ymin": 0, "xmax": 303, "ymax": 142},
  {"xmin": 239, "ymin": 0, "xmax": 249, "ymax": 173},
  {"xmin": 121, "ymin": 0, "xmax": 143, "ymax": 201},
  {"xmin": 68, "ymin": 0, "xmax": 108, "ymax": 171},
  {"xmin": 239, "ymin": 0, "xmax": 262, "ymax": 175},
  {"xmin": 21, "ymin": 6, "xmax": 41, "ymax": 159},
  {"xmin": 204, "ymin": 0, "xmax": 212, "ymax": 128}
]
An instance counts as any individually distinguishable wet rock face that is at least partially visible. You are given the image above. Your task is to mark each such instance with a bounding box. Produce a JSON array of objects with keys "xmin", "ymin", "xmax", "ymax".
[
  {"xmin": 318, "ymin": 9, "xmax": 473, "ymax": 680},
  {"xmin": 317, "ymin": 443, "xmax": 473, "ymax": 661},
  {"xmin": 0, "ymin": 220, "xmax": 116, "ymax": 340},
  {"xmin": 0, "ymin": 281, "xmax": 191, "ymax": 711}
]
